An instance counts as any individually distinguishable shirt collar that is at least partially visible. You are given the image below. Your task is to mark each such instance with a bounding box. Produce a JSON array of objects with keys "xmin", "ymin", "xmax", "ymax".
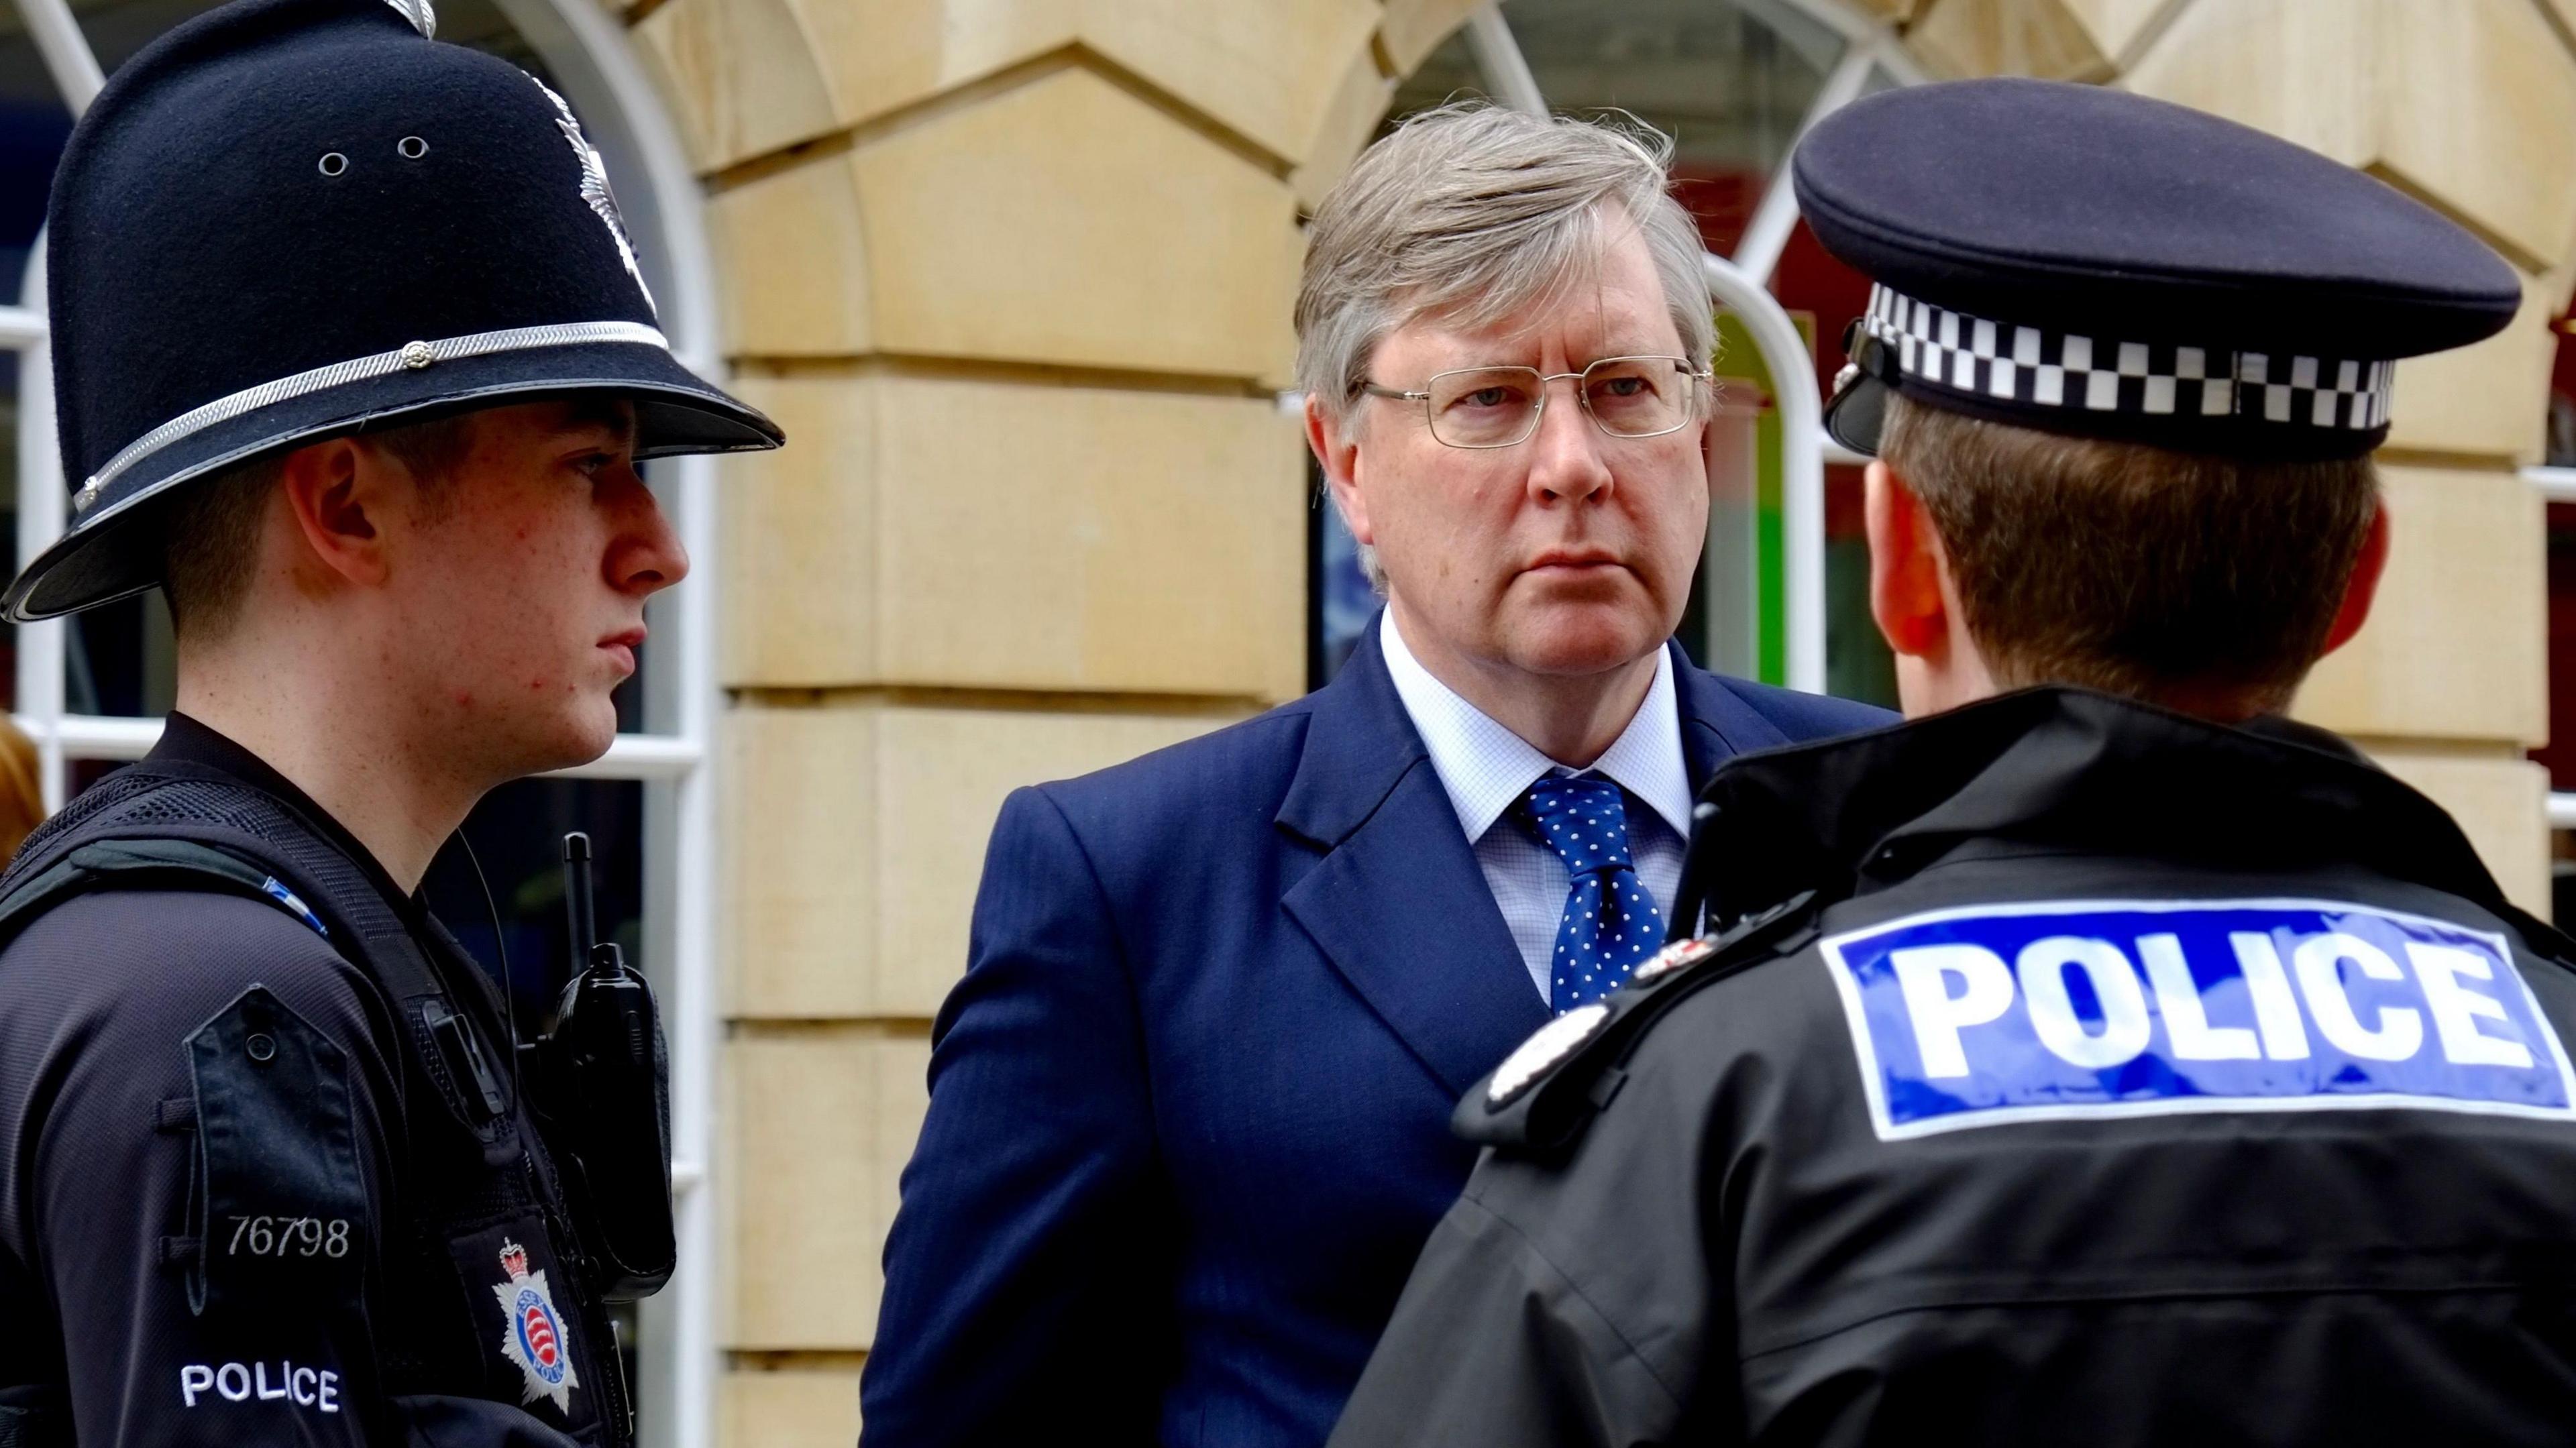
[{"xmin": 1378, "ymin": 609, "xmax": 1695, "ymax": 844}]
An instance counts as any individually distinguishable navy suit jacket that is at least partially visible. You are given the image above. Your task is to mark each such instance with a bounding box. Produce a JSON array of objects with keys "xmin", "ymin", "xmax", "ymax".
[{"xmin": 860, "ymin": 624, "xmax": 1891, "ymax": 1447}]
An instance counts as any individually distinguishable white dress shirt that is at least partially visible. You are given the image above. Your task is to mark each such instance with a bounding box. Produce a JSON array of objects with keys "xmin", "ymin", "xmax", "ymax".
[{"xmin": 1378, "ymin": 610, "xmax": 1694, "ymax": 1003}]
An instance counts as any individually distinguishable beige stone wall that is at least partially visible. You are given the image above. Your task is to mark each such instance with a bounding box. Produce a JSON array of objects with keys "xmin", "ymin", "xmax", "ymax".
[
  {"xmin": 1890, "ymin": 0, "xmax": 2569, "ymax": 913},
  {"xmin": 618, "ymin": 0, "xmax": 2571, "ymax": 1439},
  {"xmin": 614, "ymin": 1, "xmax": 1468, "ymax": 1439}
]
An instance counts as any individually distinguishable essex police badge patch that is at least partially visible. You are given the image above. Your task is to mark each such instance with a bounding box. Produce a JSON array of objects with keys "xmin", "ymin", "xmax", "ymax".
[
  {"xmin": 1632, "ymin": 934, "xmax": 1717, "ymax": 987},
  {"xmin": 492, "ymin": 1240, "xmax": 579, "ymax": 1412},
  {"xmin": 530, "ymin": 76, "xmax": 653, "ymax": 315},
  {"xmin": 1821, "ymin": 897, "xmax": 2576, "ymax": 1141}
]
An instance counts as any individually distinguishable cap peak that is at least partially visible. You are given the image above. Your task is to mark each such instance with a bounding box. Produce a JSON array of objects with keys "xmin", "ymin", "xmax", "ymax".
[{"xmin": 1792, "ymin": 78, "xmax": 2516, "ymax": 459}]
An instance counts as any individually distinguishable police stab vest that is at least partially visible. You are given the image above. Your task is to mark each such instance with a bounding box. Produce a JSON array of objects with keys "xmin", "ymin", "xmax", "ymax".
[{"xmin": 0, "ymin": 761, "xmax": 634, "ymax": 1447}]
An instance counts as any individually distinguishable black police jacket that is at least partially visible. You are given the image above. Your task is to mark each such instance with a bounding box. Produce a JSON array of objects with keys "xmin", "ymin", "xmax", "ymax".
[
  {"xmin": 1329, "ymin": 688, "xmax": 2576, "ymax": 1448},
  {"xmin": 0, "ymin": 715, "xmax": 627, "ymax": 1447}
]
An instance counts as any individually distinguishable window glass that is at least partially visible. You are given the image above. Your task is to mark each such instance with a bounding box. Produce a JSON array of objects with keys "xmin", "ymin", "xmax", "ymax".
[
  {"xmin": 0, "ymin": 348, "xmax": 17, "ymax": 712},
  {"xmin": 425, "ymin": 778, "xmax": 647, "ymax": 1056},
  {"xmin": 0, "ymin": 12, "xmax": 76, "ymax": 709},
  {"xmin": 2542, "ymin": 502, "xmax": 2576, "ymax": 794},
  {"xmin": 2551, "ymin": 298, "xmax": 2576, "ymax": 469},
  {"xmin": 1310, "ymin": 462, "xmax": 1373, "ymax": 684},
  {"xmin": 2538, "ymin": 493, "xmax": 2576, "ymax": 928},
  {"xmin": 0, "ymin": 8, "xmax": 71, "ymax": 307},
  {"xmin": 2557, "ymin": 829, "xmax": 2576, "ymax": 928},
  {"xmin": 1770, "ymin": 213, "xmax": 1893, "ymax": 707},
  {"xmin": 2536, "ymin": 297, "xmax": 2576, "ymax": 920},
  {"xmin": 66, "ymin": 590, "xmax": 166, "ymax": 717},
  {"xmin": 1503, "ymin": 0, "xmax": 1841, "ymax": 253}
]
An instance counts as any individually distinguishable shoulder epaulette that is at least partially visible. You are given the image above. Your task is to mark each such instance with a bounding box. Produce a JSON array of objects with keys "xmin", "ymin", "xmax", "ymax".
[{"xmin": 1457, "ymin": 889, "xmax": 1823, "ymax": 1155}]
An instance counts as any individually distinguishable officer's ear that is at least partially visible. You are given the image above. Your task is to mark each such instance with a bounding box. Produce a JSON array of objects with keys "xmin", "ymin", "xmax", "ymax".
[
  {"xmin": 1864, "ymin": 457, "xmax": 1948, "ymax": 658},
  {"xmin": 276, "ymin": 437, "xmax": 390, "ymax": 588},
  {"xmin": 2318, "ymin": 502, "xmax": 2391, "ymax": 659},
  {"xmin": 1306, "ymin": 392, "xmax": 1373, "ymax": 548}
]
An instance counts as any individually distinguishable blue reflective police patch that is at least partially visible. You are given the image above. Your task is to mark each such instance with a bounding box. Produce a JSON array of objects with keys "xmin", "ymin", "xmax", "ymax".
[
  {"xmin": 259, "ymin": 877, "xmax": 327, "ymax": 938},
  {"xmin": 1819, "ymin": 899, "xmax": 2576, "ymax": 1140}
]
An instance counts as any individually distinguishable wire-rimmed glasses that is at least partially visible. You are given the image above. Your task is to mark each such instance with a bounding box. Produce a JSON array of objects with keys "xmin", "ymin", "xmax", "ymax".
[{"xmin": 1359, "ymin": 355, "xmax": 1712, "ymax": 449}]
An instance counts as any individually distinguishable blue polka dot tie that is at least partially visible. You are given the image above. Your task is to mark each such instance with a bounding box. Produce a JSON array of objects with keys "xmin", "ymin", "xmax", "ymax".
[{"xmin": 1519, "ymin": 773, "xmax": 1667, "ymax": 1014}]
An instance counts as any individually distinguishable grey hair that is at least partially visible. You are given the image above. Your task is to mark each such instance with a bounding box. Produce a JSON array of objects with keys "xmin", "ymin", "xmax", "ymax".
[
  {"xmin": 1297, "ymin": 103, "xmax": 1715, "ymax": 590},
  {"xmin": 1296, "ymin": 102, "xmax": 1716, "ymax": 427}
]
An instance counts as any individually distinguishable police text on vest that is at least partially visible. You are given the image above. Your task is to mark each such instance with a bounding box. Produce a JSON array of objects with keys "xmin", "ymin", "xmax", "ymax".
[
  {"xmin": 178, "ymin": 1360, "xmax": 339, "ymax": 1412},
  {"xmin": 1819, "ymin": 899, "xmax": 2576, "ymax": 1139}
]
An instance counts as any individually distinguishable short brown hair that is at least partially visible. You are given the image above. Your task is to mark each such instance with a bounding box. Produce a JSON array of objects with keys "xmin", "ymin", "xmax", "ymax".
[
  {"xmin": 1880, "ymin": 394, "xmax": 2379, "ymax": 711},
  {"xmin": 160, "ymin": 411, "xmax": 478, "ymax": 640}
]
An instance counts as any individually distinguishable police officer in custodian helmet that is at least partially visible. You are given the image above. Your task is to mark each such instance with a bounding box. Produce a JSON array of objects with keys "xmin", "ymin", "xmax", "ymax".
[
  {"xmin": 0, "ymin": 0, "xmax": 780, "ymax": 1441},
  {"xmin": 1330, "ymin": 79, "xmax": 2576, "ymax": 1447}
]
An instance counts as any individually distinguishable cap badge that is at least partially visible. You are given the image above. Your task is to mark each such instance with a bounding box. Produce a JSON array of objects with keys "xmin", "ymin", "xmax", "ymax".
[
  {"xmin": 532, "ymin": 78, "xmax": 654, "ymax": 317},
  {"xmin": 492, "ymin": 1239, "xmax": 580, "ymax": 1412}
]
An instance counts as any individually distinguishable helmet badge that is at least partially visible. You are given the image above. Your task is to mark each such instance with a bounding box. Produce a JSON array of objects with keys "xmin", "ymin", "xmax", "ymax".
[
  {"xmin": 380, "ymin": 0, "xmax": 435, "ymax": 38},
  {"xmin": 531, "ymin": 76, "xmax": 654, "ymax": 317}
]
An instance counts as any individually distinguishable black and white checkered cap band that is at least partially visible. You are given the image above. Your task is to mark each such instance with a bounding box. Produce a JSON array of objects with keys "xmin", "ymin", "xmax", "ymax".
[{"xmin": 1860, "ymin": 284, "xmax": 2394, "ymax": 432}]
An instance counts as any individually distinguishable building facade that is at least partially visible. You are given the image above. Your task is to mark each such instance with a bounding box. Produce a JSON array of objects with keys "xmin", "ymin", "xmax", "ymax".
[
  {"xmin": 0, "ymin": 0, "xmax": 2569, "ymax": 1444},
  {"xmin": 635, "ymin": 3, "xmax": 2572, "ymax": 1440}
]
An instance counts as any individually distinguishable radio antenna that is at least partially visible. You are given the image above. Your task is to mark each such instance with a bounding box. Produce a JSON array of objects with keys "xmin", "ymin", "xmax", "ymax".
[{"xmin": 564, "ymin": 831, "xmax": 597, "ymax": 958}]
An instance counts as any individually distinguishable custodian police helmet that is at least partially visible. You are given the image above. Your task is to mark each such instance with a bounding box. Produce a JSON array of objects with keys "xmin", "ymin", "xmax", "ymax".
[
  {"xmin": 1794, "ymin": 78, "xmax": 2521, "ymax": 463},
  {"xmin": 3, "ymin": 0, "xmax": 784, "ymax": 621}
]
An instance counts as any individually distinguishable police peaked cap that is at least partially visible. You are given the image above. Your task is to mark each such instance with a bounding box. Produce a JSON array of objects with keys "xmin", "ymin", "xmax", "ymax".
[
  {"xmin": 1793, "ymin": 78, "xmax": 2520, "ymax": 462},
  {"xmin": 5, "ymin": 0, "xmax": 784, "ymax": 622}
]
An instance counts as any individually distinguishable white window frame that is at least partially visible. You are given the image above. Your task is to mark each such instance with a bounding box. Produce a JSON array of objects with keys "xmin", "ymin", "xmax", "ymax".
[
  {"xmin": 1462, "ymin": 0, "xmax": 1922, "ymax": 694},
  {"xmin": 1, "ymin": 1, "xmax": 724, "ymax": 1443}
]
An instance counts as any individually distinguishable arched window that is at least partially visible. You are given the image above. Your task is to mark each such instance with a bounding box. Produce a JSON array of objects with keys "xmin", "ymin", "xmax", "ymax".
[
  {"xmin": 1312, "ymin": 0, "xmax": 1918, "ymax": 707},
  {"xmin": 0, "ymin": 0, "xmax": 724, "ymax": 1441}
]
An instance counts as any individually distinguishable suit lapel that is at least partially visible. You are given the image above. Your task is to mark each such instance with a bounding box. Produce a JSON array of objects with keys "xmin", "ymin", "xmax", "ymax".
[
  {"xmin": 1277, "ymin": 625, "xmax": 1547, "ymax": 1100},
  {"xmin": 1670, "ymin": 642, "xmax": 1792, "ymax": 791},
  {"xmin": 1273, "ymin": 636, "xmax": 1789, "ymax": 1097}
]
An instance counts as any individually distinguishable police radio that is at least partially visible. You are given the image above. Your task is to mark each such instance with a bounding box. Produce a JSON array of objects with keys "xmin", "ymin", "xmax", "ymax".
[{"xmin": 539, "ymin": 832, "xmax": 676, "ymax": 1300}]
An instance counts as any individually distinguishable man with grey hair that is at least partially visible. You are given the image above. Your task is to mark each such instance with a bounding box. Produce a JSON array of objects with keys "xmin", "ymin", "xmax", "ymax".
[{"xmin": 861, "ymin": 103, "xmax": 1886, "ymax": 1448}]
